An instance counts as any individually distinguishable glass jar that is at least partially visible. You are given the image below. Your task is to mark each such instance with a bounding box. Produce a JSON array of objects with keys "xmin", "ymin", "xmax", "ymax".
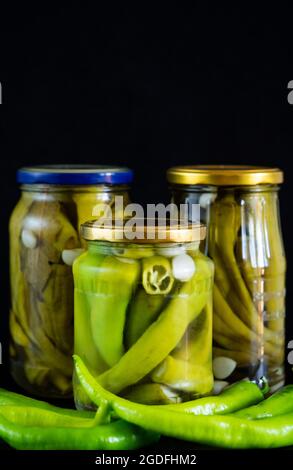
[
  {"xmin": 167, "ymin": 165, "xmax": 286, "ymax": 391},
  {"xmin": 9, "ymin": 165, "xmax": 133, "ymax": 398},
  {"xmin": 73, "ymin": 219, "xmax": 214, "ymax": 409}
]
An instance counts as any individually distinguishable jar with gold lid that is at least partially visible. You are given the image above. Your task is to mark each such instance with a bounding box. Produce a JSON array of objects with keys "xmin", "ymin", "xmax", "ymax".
[
  {"xmin": 73, "ymin": 218, "xmax": 214, "ymax": 409},
  {"xmin": 167, "ymin": 165, "xmax": 286, "ymax": 391}
]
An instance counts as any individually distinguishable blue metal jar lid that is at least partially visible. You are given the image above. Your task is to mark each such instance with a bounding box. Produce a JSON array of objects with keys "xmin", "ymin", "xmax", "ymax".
[{"xmin": 17, "ymin": 165, "xmax": 134, "ymax": 185}]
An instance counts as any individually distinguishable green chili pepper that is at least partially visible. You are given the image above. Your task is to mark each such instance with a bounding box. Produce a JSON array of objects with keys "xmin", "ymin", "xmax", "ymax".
[
  {"xmin": 0, "ymin": 387, "xmax": 159, "ymax": 450},
  {"xmin": 159, "ymin": 301, "xmax": 213, "ymax": 395},
  {"xmin": 97, "ymin": 256, "xmax": 212, "ymax": 393},
  {"xmin": 0, "ymin": 414, "xmax": 159, "ymax": 450},
  {"xmin": 233, "ymin": 385, "xmax": 293, "ymax": 419},
  {"xmin": 0, "ymin": 388, "xmax": 93, "ymax": 419},
  {"xmin": 125, "ymin": 288, "xmax": 165, "ymax": 348},
  {"xmin": 142, "ymin": 256, "xmax": 174, "ymax": 295},
  {"xmin": 74, "ymin": 356, "xmax": 293, "ymax": 449},
  {"xmin": 151, "ymin": 356, "xmax": 213, "ymax": 394},
  {"xmin": 73, "ymin": 253, "xmax": 140, "ymax": 367},
  {"xmin": 213, "ymin": 346, "xmax": 256, "ymax": 368},
  {"xmin": 173, "ymin": 304, "xmax": 212, "ymax": 364},
  {"xmin": 159, "ymin": 380, "xmax": 264, "ymax": 414},
  {"xmin": 123, "ymin": 383, "xmax": 181, "ymax": 405},
  {"xmin": 113, "ymin": 246, "xmax": 155, "ymax": 259},
  {"xmin": 0, "ymin": 405, "xmax": 94, "ymax": 428},
  {"xmin": 74, "ymin": 287, "xmax": 108, "ymax": 374},
  {"xmin": 209, "ymin": 190, "xmax": 283, "ymax": 381}
]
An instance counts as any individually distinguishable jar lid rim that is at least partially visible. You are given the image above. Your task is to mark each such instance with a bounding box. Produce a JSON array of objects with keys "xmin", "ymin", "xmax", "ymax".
[
  {"xmin": 81, "ymin": 219, "xmax": 206, "ymax": 243},
  {"xmin": 167, "ymin": 165, "xmax": 283, "ymax": 186},
  {"xmin": 17, "ymin": 165, "xmax": 134, "ymax": 185}
]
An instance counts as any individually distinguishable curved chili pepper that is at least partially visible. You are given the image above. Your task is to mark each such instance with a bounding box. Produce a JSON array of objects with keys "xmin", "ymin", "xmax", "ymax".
[
  {"xmin": 75, "ymin": 356, "xmax": 293, "ymax": 449},
  {"xmin": 0, "ymin": 388, "xmax": 159, "ymax": 450},
  {"xmin": 233, "ymin": 385, "xmax": 293, "ymax": 419},
  {"xmin": 0, "ymin": 388, "xmax": 93, "ymax": 419},
  {"xmin": 0, "ymin": 414, "xmax": 159, "ymax": 450},
  {"xmin": 0, "ymin": 405, "xmax": 94, "ymax": 428},
  {"xmin": 160, "ymin": 380, "xmax": 263, "ymax": 414}
]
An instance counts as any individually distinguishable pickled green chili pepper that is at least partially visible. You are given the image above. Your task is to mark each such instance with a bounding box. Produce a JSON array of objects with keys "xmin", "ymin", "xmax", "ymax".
[
  {"xmin": 159, "ymin": 302, "xmax": 213, "ymax": 395},
  {"xmin": 123, "ymin": 383, "xmax": 181, "ymax": 405},
  {"xmin": 209, "ymin": 191, "xmax": 283, "ymax": 377},
  {"xmin": 233, "ymin": 385, "xmax": 293, "ymax": 419},
  {"xmin": 74, "ymin": 356, "xmax": 293, "ymax": 449},
  {"xmin": 74, "ymin": 287, "xmax": 108, "ymax": 374},
  {"xmin": 125, "ymin": 288, "xmax": 165, "ymax": 348},
  {"xmin": 151, "ymin": 356, "xmax": 213, "ymax": 394},
  {"xmin": 142, "ymin": 256, "xmax": 174, "ymax": 295},
  {"xmin": 113, "ymin": 246, "xmax": 155, "ymax": 259},
  {"xmin": 97, "ymin": 256, "xmax": 212, "ymax": 393},
  {"xmin": 74, "ymin": 254, "xmax": 141, "ymax": 367},
  {"xmin": 211, "ymin": 194, "xmax": 259, "ymax": 330},
  {"xmin": 173, "ymin": 305, "xmax": 212, "ymax": 364},
  {"xmin": 213, "ymin": 346, "xmax": 257, "ymax": 368}
]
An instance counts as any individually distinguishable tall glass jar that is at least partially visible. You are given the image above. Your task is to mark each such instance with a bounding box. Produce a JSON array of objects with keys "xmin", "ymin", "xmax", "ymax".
[
  {"xmin": 73, "ymin": 219, "xmax": 214, "ymax": 409},
  {"xmin": 9, "ymin": 165, "xmax": 133, "ymax": 398},
  {"xmin": 167, "ymin": 166, "xmax": 286, "ymax": 391}
]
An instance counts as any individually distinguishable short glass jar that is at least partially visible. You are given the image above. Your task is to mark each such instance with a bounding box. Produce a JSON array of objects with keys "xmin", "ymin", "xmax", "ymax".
[
  {"xmin": 9, "ymin": 165, "xmax": 133, "ymax": 398},
  {"xmin": 167, "ymin": 165, "xmax": 286, "ymax": 391},
  {"xmin": 73, "ymin": 219, "xmax": 214, "ymax": 409}
]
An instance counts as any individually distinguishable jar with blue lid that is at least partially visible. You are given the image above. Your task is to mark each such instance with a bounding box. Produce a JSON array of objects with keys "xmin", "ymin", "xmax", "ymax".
[{"xmin": 9, "ymin": 165, "xmax": 133, "ymax": 398}]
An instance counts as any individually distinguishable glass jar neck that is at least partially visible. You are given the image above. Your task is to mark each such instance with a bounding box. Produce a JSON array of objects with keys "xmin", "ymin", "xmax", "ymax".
[
  {"xmin": 170, "ymin": 184, "xmax": 217, "ymax": 194},
  {"xmin": 170, "ymin": 183, "xmax": 280, "ymax": 194},
  {"xmin": 20, "ymin": 183, "xmax": 130, "ymax": 194},
  {"xmin": 19, "ymin": 184, "xmax": 131, "ymax": 203},
  {"xmin": 87, "ymin": 240, "xmax": 200, "ymax": 256}
]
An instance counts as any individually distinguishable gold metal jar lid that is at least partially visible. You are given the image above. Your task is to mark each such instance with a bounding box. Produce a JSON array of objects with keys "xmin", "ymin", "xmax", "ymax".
[
  {"xmin": 81, "ymin": 219, "xmax": 206, "ymax": 244},
  {"xmin": 167, "ymin": 165, "xmax": 284, "ymax": 186}
]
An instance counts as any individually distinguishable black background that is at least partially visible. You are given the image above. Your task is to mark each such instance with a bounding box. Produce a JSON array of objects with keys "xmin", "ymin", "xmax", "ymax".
[{"xmin": 0, "ymin": 3, "xmax": 293, "ymax": 459}]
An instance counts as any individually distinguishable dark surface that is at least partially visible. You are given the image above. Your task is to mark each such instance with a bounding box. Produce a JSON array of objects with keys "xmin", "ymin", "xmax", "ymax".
[{"xmin": 1, "ymin": 4, "xmax": 293, "ymax": 460}]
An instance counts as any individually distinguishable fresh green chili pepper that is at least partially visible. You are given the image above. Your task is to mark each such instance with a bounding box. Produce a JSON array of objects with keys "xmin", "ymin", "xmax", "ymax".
[
  {"xmin": 0, "ymin": 387, "xmax": 159, "ymax": 450},
  {"xmin": 0, "ymin": 405, "xmax": 94, "ymax": 428},
  {"xmin": 142, "ymin": 256, "xmax": 174, "ymax": 295},
  {"xmin": 97, "ymin": 256, "xmax": 212, "ymax": 393},
  {"xmin": 0, "ymin": 414, "xmax": 159, "ymax": 450},
  {"xmin": 159, "ymin": 380, "xmax": 263, "ymax": 414},
  {"xmin": 0, "ymin": 388, "xmax": 93, "ymax": 419},
  {"xmin": 74, "ymin": 355, "xmax": 293, "ymax": 449},
  {"xmin": 233, "ymin": 385, "xmax": 293, "ymax": 419}
]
